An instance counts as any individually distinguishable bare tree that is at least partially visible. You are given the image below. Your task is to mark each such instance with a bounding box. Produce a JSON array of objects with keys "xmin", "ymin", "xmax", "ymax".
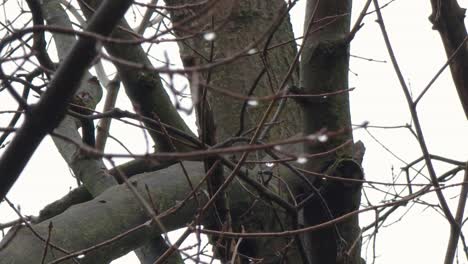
[{"xmin": 0, "ymin": 0, "xmax": 466, "ymax": 264}]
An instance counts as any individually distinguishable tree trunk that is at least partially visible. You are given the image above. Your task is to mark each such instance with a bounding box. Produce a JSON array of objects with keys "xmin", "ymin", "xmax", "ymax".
[{"xmin": 300, "ymin": 1, "xmax": 363, "ymax": 264}]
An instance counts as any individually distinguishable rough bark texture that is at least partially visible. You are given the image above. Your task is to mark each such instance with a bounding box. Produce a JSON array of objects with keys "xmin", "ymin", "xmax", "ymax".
[
  {"xmin": 167, "ymin": 0, "xmax": 303, "ymax": 142},
  {"xmin": 428, "ymin": 0, "xmax": 468, "ymax": 119},
  {"xmin": 300, "ymin": 1, "xmax": 362, "ymax": 264},
  {"xmin": 0, "ymin": 162, "xmax": 290, "ymax": 263},
  {"xmin": 0, "ymin": 162, "xmax": 205, "ymax": 263},
  {"xmin": 165, "ymin": 0, "xmax": 305, "ymax": 262}
]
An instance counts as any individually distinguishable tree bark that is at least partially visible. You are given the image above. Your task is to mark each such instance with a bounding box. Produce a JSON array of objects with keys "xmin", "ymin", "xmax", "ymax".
[
  {"xmin": 428, "ymin": 0, "xmax": 468, "ymax": 119},
  {"xmin": 0, "ymin": 162, "xmax": 205, "ymax": 263},
  {"xmin": 165, "ymin": 0, "xmax": 306, "ymax": 262},
  {"xmin": 300, "ymin": 1, "xmax": 363, "ymax": 264}
]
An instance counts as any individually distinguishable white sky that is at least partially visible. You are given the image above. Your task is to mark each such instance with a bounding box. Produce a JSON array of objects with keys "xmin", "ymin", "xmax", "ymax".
[{"xmin": 1, "ymin": 0, "xmax": 468, "ymax": 263}]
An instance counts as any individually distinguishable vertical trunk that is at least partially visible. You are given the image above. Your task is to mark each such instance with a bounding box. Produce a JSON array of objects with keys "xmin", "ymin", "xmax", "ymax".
[
  {"xmin": 167, "ymin": 0, "xmax": 303, "ymax": 142},
  {"xmin": 300, "ymin": 1, "xmax": 363, "ymax": 264},
  {"xmin": 166, "ymin": 0, "xmax": 305, "ymax": 262},
  {"xmin": 428, "ymin": 0, "xmax": 468, "ymax": 118}
]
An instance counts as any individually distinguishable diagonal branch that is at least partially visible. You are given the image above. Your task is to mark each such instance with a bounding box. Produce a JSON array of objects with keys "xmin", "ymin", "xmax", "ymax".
[
  {"xmin": 373, "ymin": 0, "xmax": 457, "ymax": 235},
  {"xmin": 0, "ymin": 0, "xmax": 133, "ymax": 201},
  {"xmin": 78, "ymin": 0, "xmax": 195, "ymax": 152},
  {"xmin": 428, "ymin": 0, "xmax": 468, "ymax": 119},
  {"xmin": 40, "ymin": 0, "xmax": 118, "ymax": 196}
]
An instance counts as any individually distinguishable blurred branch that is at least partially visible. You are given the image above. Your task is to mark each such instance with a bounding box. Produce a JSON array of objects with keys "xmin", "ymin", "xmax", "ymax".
[{"xmin": 0, "ymin": 0, "xmax": 133, "ymax": 201}]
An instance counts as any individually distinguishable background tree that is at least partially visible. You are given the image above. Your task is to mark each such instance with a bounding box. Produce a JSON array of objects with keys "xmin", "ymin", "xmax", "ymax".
[{"xmin": 0, "ymin": 0, "xmax": 466, "ymax": 264}]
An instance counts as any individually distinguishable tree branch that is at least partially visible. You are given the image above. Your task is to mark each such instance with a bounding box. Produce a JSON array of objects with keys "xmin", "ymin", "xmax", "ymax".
[
  {"xmin": 79, "ymin": 0, "xmax": 195, "ymax": 152},
  {"xmin": 0, "ymin": 0, "xmax": 133, "ymax": 201},
  {"xmin": 428, "ymin": 0, "xmax": 468, "ymax": 119}
]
